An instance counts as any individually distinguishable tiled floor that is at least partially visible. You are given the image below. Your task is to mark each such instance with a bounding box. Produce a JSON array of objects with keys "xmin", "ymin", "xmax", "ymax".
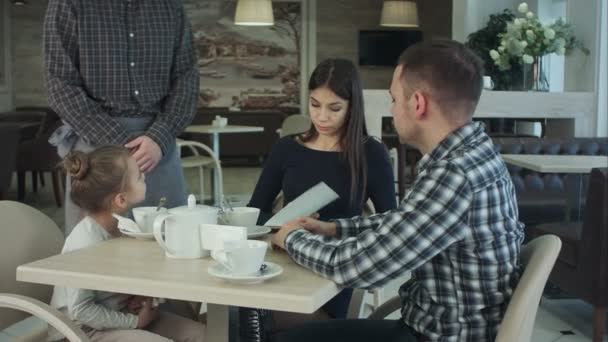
[{"xmin": 5, "ymin": 167, "xmax": 605, "ymax": 341}]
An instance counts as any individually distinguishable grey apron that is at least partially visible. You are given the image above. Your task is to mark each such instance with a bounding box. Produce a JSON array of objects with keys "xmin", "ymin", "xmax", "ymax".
[{"xmin": 50, "ymin": 117, "xmax": 187, "ymax": 235}]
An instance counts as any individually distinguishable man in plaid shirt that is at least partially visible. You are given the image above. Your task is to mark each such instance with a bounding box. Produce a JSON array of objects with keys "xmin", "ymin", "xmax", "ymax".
[
  {"xmin": 44, "ymin": 0, "xmax": 199, "ymax": 232},
  {"xmin": 273, "ymin": 40, "xmax": 525, "ymax": 342}
]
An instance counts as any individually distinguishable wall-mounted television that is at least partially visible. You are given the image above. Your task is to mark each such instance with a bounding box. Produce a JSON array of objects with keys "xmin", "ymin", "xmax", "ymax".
[{"xmin": 358, "ymin": 30, "xmax": 423, "ymax": 66}]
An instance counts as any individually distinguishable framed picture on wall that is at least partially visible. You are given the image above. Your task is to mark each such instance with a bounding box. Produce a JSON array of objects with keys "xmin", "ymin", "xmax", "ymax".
[{"xmin": 183, "ymin": 0, "xmax": 310, "ymax": 113}]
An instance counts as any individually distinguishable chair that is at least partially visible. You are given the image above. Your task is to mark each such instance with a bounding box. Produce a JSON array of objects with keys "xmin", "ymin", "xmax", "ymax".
[
  {"xmin": 367, "ymin": 235, "xmax": 562, "ymax": 342},
  {"xmin": 0, "ymin": 200, "xmax": 88, "ymax": 341},
  {"xmin": 529, "ymin": 168, "xmax": 608, "ymax": 342},
  {"xmin": 0, "ymin": 124, "xmax": 20, "ymax": 200},
  {"xmin": 16, "ymin": 107, "xmax": 62, "ymax": 193},
  {"xmin": 276, "ymin": 114, "xmax": 311, "ymax": 138},
  {"xmin": 177, "ymin": 140, "xmax": 223, "ymax": 204},
  {"xmin": 2, "ymin": 108, "xmax": 65, "ymax": 206}
]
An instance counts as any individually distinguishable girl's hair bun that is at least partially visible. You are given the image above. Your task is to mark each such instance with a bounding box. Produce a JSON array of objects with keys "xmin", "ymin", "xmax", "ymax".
[{"xmin": 64, "ymin": 151, "xmax": 90, "ymax": 180}]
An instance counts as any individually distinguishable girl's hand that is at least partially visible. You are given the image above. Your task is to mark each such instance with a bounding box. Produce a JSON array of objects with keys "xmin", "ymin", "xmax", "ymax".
[
  {"xmin": 128, "ymin": 296, "xmax": 151, "ymax": 314},
  {"xmin": 136, "ymin": 299, "xmax": 158, "ymax": 328}
]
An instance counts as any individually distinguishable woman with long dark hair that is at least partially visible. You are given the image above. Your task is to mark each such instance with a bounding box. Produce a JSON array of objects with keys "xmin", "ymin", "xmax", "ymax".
[{"xmin": 248, "ymin": 59, "xmax": 397, "ymax": 320}]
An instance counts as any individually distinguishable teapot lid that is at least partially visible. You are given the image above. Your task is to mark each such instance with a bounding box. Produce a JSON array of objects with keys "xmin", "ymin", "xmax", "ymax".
[{"xmin": 169, "ymin": 194, "xmax": 218, "ymax": 215}]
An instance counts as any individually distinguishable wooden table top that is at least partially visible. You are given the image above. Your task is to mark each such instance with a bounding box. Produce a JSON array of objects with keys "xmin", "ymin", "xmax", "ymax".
[
  {"xmin": 501, "ymin": 154, "xmax": 608, "ymax": 173},
  {"xmin": 17, "ymin": 237, "xmax": 340, "ymax": 314}
]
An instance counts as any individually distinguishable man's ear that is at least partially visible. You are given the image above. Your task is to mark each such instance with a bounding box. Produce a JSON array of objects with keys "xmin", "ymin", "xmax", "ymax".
[{"xmin": 412, "ymin": 90, "xmax": 428, "ymax": 120}]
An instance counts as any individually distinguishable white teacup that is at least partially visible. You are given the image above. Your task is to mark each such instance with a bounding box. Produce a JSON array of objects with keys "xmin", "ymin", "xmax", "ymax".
[
  {"xmin": 222, "ymin": 207, "xmax": 260, "ymax": 227},
  {"xmin": 211, "ymin": 240, "xmax": 268, "ymax": 276},
  {"xmin": 132, "ymin": 207, "xmax": 167, "ymax": 233}
]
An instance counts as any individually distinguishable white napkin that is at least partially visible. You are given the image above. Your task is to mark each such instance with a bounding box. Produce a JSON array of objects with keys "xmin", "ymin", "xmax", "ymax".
[
  {"xmin": 113, "ymin": 214, "xmax": 142, "ymax": 233},
  {"xmin": 200, "ymin": 224, "xmax": 247, "ymax": 251},
  {"xmin": 264, "ymin": 182, "xmax": 339, "ymax": 227}
]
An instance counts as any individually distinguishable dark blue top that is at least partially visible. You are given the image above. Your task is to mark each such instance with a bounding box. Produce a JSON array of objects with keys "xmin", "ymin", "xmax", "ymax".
[
  {"xmin": 249, "ymin": 135, "xmax": 397, "ymax": 225},
  {"xmin": 248, "ymin": 135, "xmax": 397, "ymax": 318}
]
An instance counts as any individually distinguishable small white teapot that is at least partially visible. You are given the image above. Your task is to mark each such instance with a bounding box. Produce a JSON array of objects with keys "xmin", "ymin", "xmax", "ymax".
[{"xmin": 153, "ymin": 195, "xmax": 218, "ymax": 259}]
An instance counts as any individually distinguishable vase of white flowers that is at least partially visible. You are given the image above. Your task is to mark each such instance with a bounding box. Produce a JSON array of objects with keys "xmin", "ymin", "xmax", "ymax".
[{"xmin": 489, "ymin": 2, "xmax": 589, "ymax": 91}]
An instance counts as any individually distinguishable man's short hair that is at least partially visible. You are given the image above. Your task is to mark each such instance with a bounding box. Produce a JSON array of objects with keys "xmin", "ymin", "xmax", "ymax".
[{"xmin": 398, "ymin": 39, "xmax": 484, "ymax": 119}]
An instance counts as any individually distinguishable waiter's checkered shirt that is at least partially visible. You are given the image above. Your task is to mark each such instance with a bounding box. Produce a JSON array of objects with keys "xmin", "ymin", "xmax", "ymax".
[{"xmin": 44, "ymin": 0, "xmax": 199, "ymax": 154}]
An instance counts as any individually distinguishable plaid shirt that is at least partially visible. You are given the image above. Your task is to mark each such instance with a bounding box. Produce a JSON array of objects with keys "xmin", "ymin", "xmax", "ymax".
[
  {"xmin": 285, "ymin": 122, "xmax": 525, "ymax": 341},
  {"xmin": 43, "ymin": 0, "xmax": 199, "ymax": 154}
]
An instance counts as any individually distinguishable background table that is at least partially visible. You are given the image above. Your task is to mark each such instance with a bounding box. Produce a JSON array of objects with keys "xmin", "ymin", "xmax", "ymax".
[
  {"xmin": 501, "ymin": 154, "xmax": 608, "ymax": 220},
  {"xmin": 17, "ymin": 237, "xmax": 340, "ymax": 342},
  {"xmin": 185, "ymin": 125, "xmax": 264, "ymax": 204}
]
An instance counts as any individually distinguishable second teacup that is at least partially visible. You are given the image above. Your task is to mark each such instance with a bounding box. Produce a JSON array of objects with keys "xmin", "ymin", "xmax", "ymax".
[
  {"xmin": 132, "ymin": 206, "xmax": 167, "ymax": 233},
  {"xmin": 222, "ymin": 207, "xmax": 260, "ymax": 227},
  {"xmin": 211, "ymin": 240, "xmax": 267, "ymax": 276}
]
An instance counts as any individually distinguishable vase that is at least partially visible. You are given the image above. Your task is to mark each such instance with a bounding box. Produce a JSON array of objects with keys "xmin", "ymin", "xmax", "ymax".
[{"xmin": 522, "ymin": 56, "xmax": 549, "ymax": 92}]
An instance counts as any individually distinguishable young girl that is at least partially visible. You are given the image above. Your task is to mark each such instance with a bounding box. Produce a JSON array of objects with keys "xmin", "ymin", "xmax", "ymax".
[{"xmin": 49, "ymin": 146, "xmax": 205, "ymax": 342}]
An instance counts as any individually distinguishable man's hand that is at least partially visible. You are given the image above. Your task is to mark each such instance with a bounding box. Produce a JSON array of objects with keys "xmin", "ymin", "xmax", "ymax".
[
  {"xmin": 125, "ymin": 136, "xmax": 162, "ymax": 173},
  {"xmin": 271, "ymin": 217, "xmax": 337, "ymax": 250},
  {"xmin": 136, "ymin": 298, "xmax": 158, "ymax": 329},
  {"xmin": 271, "ymin": 224, "xmax": 304, "ymax": 250},
  {"xmin": 285, "ymin": 217, "xmax": 337, "ymax": 237}
]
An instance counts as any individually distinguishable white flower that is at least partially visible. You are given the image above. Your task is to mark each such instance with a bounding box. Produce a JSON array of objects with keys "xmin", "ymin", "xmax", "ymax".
[
  {"xmin": 520, "ymin": 41, "xmax": 528, "ymax": 48},
  {"xmin": 526, "ymin": 30, "xmax": 536, "ymax": 40},
  {"xmin": 544, "ymin": 28, "xmax": 556, "ymax": 40},
  {"xmin": 514, "ymin": 18, "xmax": 522, "ymax": 27},
  {"xmin": 501, "ymin": 40, "xmax": 507, "ymax": 47},
  {"xmin": 498, "ymin": 46, "xmax": 505, "ymax": 52},
  {"xmin": 522, "ymin": 54, "xmax": 534, "ymax": 64},
  {"xmin": 556, "ymin": 38, "xmax": 566, "ymax": 48},
  {"xmin": 526, "ymin": 11, "xmax": 534, "ymax": 19},
  {"xmin": 556, "ymin": 47, "xmax": 566, "ymax": 55},
  {"xmin": 490, "ymin": 50, "xmax": 500, "ymax": 60},
  {"xmin": 518, "ymin": 2, "xmax": 529, "ymax": 13}
]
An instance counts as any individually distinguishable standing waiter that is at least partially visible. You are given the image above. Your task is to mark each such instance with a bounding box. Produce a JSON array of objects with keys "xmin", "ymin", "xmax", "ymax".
[{"xmin": 44, "ymin": 0, "xmax": 199, "ymax": 234}]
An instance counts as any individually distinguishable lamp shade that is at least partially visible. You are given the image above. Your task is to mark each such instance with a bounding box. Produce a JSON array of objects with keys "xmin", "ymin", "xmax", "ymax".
[
  {"xmin": 380, "ymin": 1, "xmax": 419, "ymax": 27},
  {"xmin": 235, "ymin": 0, "xmax": 274, "ymax": 26}
]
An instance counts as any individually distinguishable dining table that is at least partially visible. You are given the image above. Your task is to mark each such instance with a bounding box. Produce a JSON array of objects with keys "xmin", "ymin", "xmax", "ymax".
[
  {"xmin": 501, "ymin": 154, "xmax": 608, "ymax": 221},
  {"xmin": 0, "ymin": 122, "xmax": 40, "ymax": 141},
  {"xmin": 16, "ymin": 236, "xmax": 341, "ymax": 342}
]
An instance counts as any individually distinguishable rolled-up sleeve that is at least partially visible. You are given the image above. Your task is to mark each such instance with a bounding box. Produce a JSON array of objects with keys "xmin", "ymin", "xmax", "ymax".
[{"xmin": 285, "ymin": 162, "xmax": 472, "ymax": 289}]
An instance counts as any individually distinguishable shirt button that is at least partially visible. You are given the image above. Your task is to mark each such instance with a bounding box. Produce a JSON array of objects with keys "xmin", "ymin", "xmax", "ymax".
[
  {"xmin": 129, "ymin": 33, "xmax": 134, "ymax": 38},
  {"xmin": 130, "ymin": 62, "xmax": 135, "ymax": 67},
  {"xmin": 134, "ymin": 90, "xmax": 140, "ymax": 95}
]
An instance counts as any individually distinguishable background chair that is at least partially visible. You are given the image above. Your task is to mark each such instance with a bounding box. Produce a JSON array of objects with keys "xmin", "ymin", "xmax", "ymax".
[
  {"xmin": 177, "ymin": 140, "xmax": 223, "ymax": 204},
  {"xmin": 367, "ymin": 235, "xmax": 562, "ymax": 342},
  {"xmin": 529, "ymin": 168, "xmax": 608, "ymax": 342},
  {"xmin": 0, "ymin": 200, "xmax": 88, "ymax": 341},
  {"xmin": 14, "ymin": 108, "xmax": 64, "ymax": 207},
  {"xmin": 0, "ymin": 124, "xmax": 21, "ymax": 200}
]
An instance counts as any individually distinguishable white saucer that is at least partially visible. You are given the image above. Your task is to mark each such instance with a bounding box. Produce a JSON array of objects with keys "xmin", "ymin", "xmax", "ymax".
[
  {"xmin": 208, "ymin": 261, "xmax": 283, "ymax": 284},
  {"xmin": 247, "ymin": 226, "xmax": 271, "ymax": 239},
  {"xmin": 120, "ymin": 230, "xmax": 155, "ymax": 240}
]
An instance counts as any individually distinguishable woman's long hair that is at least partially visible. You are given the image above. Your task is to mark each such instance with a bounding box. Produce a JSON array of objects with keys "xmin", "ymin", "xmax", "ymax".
[{"xmin": 300, "ymin": 59, "xmax": 369, "ymax": 206}]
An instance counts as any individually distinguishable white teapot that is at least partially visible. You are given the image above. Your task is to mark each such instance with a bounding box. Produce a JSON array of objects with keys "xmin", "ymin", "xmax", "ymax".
[{"xmin": 153, "ymin": 195, "xmax": 218, "ymax": 259}]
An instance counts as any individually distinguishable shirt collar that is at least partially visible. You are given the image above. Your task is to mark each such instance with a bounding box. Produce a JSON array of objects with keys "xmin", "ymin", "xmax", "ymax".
[{"xmin": 417, "ymin": 121, "xmax": 486, "ymax": 171}]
